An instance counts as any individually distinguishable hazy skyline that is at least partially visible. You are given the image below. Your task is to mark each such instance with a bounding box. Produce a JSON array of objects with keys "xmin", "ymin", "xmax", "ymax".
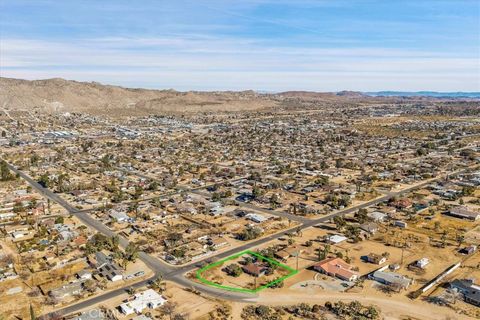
[{"xmin": 1, "ymin": 0, "xmax": 479, "ymax": 91}]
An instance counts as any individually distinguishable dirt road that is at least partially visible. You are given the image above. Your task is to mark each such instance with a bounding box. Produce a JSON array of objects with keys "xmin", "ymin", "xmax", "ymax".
[{"xmin": 230, "ymin": 291, "xmax": 473, "ymax": 320}]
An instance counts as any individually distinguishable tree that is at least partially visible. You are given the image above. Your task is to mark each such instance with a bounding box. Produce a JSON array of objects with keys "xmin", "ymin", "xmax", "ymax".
[
  {"xmin": 333, "ymin": 216, "xmax": 346, "ymax": 231},
  {"xmin": 252, "ymin": 186, "xmax": 263, "ymax": 198},
  {"xmin": 122, "ymin": 243, "xmax": 139, "ymax": 269},
  {"xmin": 441, "ymin": 231, "xmax": 448, "ymax": 248},
  {"xmin": 30, "ymin": 154, "xmax": 40, "ymax": 166},
  {"xmin": 270, "ymin": 194, "xmax": 280, "ymax": 209},
  {"xmin": 355, "ymin": 208, "xmax": 368, "ymax": 223},
  {"xmin": 167, "ymin": 232, "xmax": 183, "ymax": 247},
  {"xmin": 225, "ymin": 263, "xmax": 243, "ymax": 277},
  {"xmin": 238, "ymin": 225, "xmax": 263, "ymax": 241},
  {"xmin": 110, "ymin": 235, "xmax": 120, "ymax": 251},
  {"xmin": 366, "ymin": 305, "xmax": 380, "ymax": 319},
  {"xmin": 456, "ymin": 234, "xmax": 465, "ymax": 248},
  {"xmin": 56, "ymin": 172, "xmax": 70, "ymax": 192},
  {"xmin": 101, "ymin": 154, "xmax": 113, "ymax": 168},
  {"xmin": 30, "ymin": 304, "xmax": 36, "ymax": 320},
  {"xmin": 161, "ymin": 302, "xmax": 178, "ymax": 320},
  {"xmin": 151, "ymin": 274, "xmax": 166, "ymax": 292},
  {"xmin": 83, "ymin": 279, "xmax": 96, "ymax": 293},
  {"xmin": 38, "ymin": 172, "xmax": 50, "ymax": 188},
  {"xmin": 314, "ymin": 175, "xmax": 329, "ymax": 186},
  {"xmin": 0, "ymin": 161, "xmax": 14, "ymax": 181},
  {"xmin": 345, "ymin": 224, "xmax": 361, "ymax": 242},
  {"xmin": 318, "ymin": 244, "xmax": 330, "ymax": 261}
]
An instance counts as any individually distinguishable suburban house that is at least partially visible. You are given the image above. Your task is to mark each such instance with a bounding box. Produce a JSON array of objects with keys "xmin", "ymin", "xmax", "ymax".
[
  {"xmin": 119, "ymin": 289, "xmax": 167, "ymax": 315},
  {"xmin": 392, "ymin": 198, "xmax": 413, "ymax": 210},
  {"xmin": 369, "ymin": 266, "xmax": 413, "ymax": 290},
  {"xmin": 313, "ymin": 257, "xmax": 359, "ymax": 282},
  {"xmin": 460, "ymin": 245, "xmax": 477, "ymax": 255},
  {"xmin": 274, "ymin": 250, "xmax": 290, "ymax": 261},
  {"xmin": 242, "ymin": 263, "xmax": 267, "ymax": 277},
  {"xmin": 207, "ymin": 237, "xmax": 228, "ymax": 249},
  {"xmin": 50, "ymin": 281, "xmax": 83, "ymax": 299},
  {"xmin": 88, "ymin": 252, "xmax": 110, "ymax": 269},
  {"xmin": 360, "ymin": 222, "xmax": 379, "ymax": 235},
  {"xmin": 393, "ymin": 220, "xmax": 408, "ymax": 229},
  {"xmin": 445, "ymin": 206, "xmax": 480, "ymax": 221},
  {"xmin": 246, "ymin": 213, "xmax": 268, "ymax": 223},
  {"xmin": 76, "ymin": 270, "xmax": 93, "ymax": 280},
  {"xmin": 365, "ymin": 253, "xmax": 387, "ymax": 265},
  {"xmin": 274, "ymin": 246, "xmax": 304, "ymax": 261},
  {"xmin": 325, "ymin": 234, "xmax": 348, "ymax": 244},
  {"xmin": 109, "ymin": 210, "xmax": 132, "ymax": 223},
  {"xmin": 99, "ymin": 262, "xmax": 123, "ymax": 281},
  {"xmin": 416, "ymin": 257, "xmax": 430, "ymax": 269},
  {"xmin": 450, "ymin": 279, "xmax": 480, "ymax": 307}
]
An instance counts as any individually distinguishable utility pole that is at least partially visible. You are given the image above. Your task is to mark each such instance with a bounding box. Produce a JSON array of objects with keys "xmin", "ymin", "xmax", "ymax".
[{"xmin": 400, "ymin": 242, "xmax": 405, "ymax": 267}]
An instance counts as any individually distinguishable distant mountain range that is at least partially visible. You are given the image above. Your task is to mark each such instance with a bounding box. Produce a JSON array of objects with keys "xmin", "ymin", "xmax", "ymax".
[
  {"xmin": 365, "ymin": 91, "xmax": 480, "ymax": 98},
  {"xmin": 1, "ymin": 77, "xmax": 479, "ymax": 116}
]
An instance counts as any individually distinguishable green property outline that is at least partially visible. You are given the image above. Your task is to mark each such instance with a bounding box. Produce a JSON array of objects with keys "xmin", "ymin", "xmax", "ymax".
[{"xmin": 196, "ymin": 249, "xmax": 298, "ymax": 293}]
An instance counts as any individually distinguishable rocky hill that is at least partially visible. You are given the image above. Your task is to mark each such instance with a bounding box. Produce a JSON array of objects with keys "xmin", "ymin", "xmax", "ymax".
[
  {"xmin": 0, "ymin": 77, "xmax": 277, "ymax": 115},
  {"xmin": 0, "ymin": 77, "xmax": 472, "ymax": 116}
]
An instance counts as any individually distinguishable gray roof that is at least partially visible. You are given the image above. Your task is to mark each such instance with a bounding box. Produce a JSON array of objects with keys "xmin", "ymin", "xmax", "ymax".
[
  {"xmin": 99, "ymin": 262, "xmax": 123, "ymax": 280},
  {"xmin": 451, "ymin": 279, "xmax": 480, "ymax": 304},
  {"xmin": 95, "ymin": 252, "xmax": 110, "ymax": 267},
  {"xmin": 371, "ymin": 270, "xmax": 412, "ymax": 288},
  {"xmin": 50, "ymin": 281, "xmax": 83, "ymax": 298}
]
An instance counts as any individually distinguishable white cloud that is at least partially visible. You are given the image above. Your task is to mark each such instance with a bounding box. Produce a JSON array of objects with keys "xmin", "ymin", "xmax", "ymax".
[{"xmin": 1, "ymin": 37, "xmax": 479, "ymax": 91}]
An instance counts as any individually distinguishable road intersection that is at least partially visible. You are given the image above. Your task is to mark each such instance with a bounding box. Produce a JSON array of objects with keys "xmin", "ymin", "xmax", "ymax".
[{"xmin": 4, "ymin": 160, "xmax": 476, "ymax": 317}]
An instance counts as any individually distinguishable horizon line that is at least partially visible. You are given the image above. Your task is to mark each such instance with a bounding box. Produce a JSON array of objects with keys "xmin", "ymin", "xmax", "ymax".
[{"xmin": 2, "ymin": 76, "xmax": 479, "ymax": 96}]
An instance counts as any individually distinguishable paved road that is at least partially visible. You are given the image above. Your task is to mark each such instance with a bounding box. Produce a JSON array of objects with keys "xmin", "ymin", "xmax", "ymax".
[
  {"xmin": 5, "ymin": 160, "xmax": 475, "ymax": 317},
  {"xmin": 4, "ymin": 162, "xmax": 257, "ymax": 317}
]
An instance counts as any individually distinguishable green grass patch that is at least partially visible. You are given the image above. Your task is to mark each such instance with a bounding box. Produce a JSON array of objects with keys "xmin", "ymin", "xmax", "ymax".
[{"xmin": 196, "ymin": 249, "xmax": 298, "ymax": 293}]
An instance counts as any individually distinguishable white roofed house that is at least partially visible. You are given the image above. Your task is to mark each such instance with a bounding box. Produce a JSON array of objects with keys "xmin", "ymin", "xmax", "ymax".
[
  {"xmin": 245, "ymin": 213, "xmax": 268, "ymax": 223},
  {"xmin": 119, "ymin": 289, "xmax": 167, "ymax": 315},
  {"xmin": 416, "ymin": 257, "xmax": 430, "ymax": 269},
  {"xmin": 109, "ymin": 210, "xmax": 132, "ymax": 223},
  {"xmin": 208, "ymin": 202, "xmax": 224, "ymax": 216},
  {"xmin": 49, "ymin": 281, "xmax": 83, "ymax": 300},
  {"xmin": 0, "ymin": 212, "xmax": 16, "ymax": 221},
  {"xmin": 326, "ymin": 234, "xmax": 348, "ymax": 244},
  {"xmin": 367, "ymin": 211, "xmax": 388, "ymax": 222}
]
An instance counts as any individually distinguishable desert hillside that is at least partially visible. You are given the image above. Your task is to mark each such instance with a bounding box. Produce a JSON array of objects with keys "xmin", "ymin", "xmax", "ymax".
[
  {"xmin": 0, "ymin": 77, "xmax": 472, "ymax": 116},
  {"xmin": 0, "ymin": 77, "xmax": 278, "ymax": 115}
]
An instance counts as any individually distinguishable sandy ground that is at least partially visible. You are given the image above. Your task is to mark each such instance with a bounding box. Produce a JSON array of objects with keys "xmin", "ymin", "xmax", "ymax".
[{"xmin": 229, "ymin": 290, "xmax": 475, "ymax": 320}]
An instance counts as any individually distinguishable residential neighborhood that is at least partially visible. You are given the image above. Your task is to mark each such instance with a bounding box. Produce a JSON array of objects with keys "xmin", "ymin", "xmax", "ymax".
[{"xmin": 0, "ymin": 99, "xmax": 478, "ymax": 320}]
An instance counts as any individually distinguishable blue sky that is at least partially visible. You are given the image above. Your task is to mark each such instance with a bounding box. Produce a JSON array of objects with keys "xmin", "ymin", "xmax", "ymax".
[{"xmin": 1, "ymin": 0, "xmax": 479, "ymax": 91}]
